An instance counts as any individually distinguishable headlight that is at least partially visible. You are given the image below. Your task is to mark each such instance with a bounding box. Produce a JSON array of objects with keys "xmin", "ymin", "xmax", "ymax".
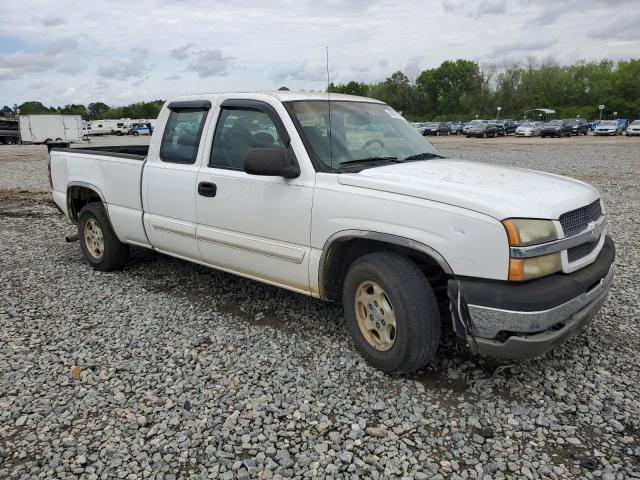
[
  {"xmin": 502, "ymin": 219, "xmax": 561, "ymax": 281},
  {"xmin": 502, "ymin": 219, "xmax": 557, "ymax": 246}
]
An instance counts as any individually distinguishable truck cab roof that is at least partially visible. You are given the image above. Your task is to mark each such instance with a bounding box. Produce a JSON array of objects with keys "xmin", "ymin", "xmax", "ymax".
[{"xmin": 168, "ymin": 91, "xmax": 385, "ymax": 104}]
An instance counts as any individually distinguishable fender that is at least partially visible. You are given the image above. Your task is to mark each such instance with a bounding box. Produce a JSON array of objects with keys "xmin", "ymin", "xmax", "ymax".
[
  {"xmin": 66, "ymin": 181, "xmax": 108, "ymax": 222},
  {"xmin": 318, "ymin": 229, "xmax": 454, "ymax": 300}
]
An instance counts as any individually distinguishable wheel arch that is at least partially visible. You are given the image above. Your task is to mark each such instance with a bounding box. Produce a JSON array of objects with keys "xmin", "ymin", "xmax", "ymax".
[
  {"xmin": 318, "ymin": 230, "xmax": 453, "ymax": 302},
  {"xmin": 66, "ymin": 182, "xmax": 108, "ymax": 223}
]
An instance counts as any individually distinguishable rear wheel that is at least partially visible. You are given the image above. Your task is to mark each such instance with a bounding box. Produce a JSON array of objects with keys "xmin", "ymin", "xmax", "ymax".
[
  {"xmin": 343, "ymin": 252, "xmax": 441, "ymax": 374},
  {"xmin": 78, "ymin": 203, "xmax": 129, "ymax": 271}
]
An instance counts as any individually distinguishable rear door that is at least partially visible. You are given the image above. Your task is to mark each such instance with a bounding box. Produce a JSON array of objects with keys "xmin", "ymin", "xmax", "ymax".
[
  {"xmin": 195, "ymin": 98, "xmax": 314, "ymax": 294},
  {"xmin": 142, "ymin": 100, "xmax": 212, "ymax": 260}
]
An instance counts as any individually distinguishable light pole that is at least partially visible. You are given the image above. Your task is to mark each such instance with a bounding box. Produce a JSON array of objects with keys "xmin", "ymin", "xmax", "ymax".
[
  {"xmin": 599, "ymin": 104, "xmax": 605, "ymax": 121},
  {"xmin": 613, "ymin": 111, "xmax": 618, "ymax": 119},
  {"xmin": 497, "ymin": 106, "xmax": 502, "ymax": 120}
]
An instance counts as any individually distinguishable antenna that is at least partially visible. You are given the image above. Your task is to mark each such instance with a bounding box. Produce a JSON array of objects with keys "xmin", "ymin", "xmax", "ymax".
[{"xmin": 326, "ymin": 46, "xmax": 334, "ymax": 172}]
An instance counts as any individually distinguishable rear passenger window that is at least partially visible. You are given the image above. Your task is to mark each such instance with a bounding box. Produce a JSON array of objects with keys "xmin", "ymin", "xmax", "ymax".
[
  {"xmin": 160, "ymin": 108, "xmax": 208, "ymax": 164},
  {"xmin": 209, "ymin": 108, "xmax": 283, "ymax": 170}
]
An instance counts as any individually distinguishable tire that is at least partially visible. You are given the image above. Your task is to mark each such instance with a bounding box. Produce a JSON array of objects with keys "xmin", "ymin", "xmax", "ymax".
[
  {"xmin": 436, "ymin": 131, "xmax": 440, "ymax": 136},
  {"xmin": 466, "ymin": 135, "xmax": 470, "ymax": 138},
  {"xmin": 133, "ymin": 131, "xmax": 139, "ymax": 136},
  {"xmin": 342, "ymin": 252, "xmax": 441, "ymax": 374},
  {"xmin": 44, "ymin": 138, "xmax": 53, "ymax": 144},
  {"xmin": 78, "ymin": 203, "xmax": 129, "ymax": 271}
]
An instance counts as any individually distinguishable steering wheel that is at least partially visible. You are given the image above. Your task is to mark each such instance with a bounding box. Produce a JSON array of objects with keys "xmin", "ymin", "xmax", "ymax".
[{"xmin": 361, "ymin": 138, "xmax": 385, "ymax": 150}]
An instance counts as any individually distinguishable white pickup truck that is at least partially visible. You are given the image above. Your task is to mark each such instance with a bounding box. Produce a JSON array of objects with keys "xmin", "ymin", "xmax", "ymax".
[{"xmin": 49, "ymin": 92, "xmax": 615, "ymax": 373}]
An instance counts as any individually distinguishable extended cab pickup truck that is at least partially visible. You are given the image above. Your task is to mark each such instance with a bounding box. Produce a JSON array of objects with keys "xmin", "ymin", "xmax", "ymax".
[{"xmin": 49, "ymin": 92, "xmax": 615, "ymax": 373}]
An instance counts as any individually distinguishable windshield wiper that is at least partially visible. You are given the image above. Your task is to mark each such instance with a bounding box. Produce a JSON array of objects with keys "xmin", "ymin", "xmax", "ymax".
[
  {"xmin": 403, "ymin": 152, "xmax": 444, "ymax": 161},
  {"xmin": 339, "ymin": 156, "xmax": 401, "ymax": 166}
]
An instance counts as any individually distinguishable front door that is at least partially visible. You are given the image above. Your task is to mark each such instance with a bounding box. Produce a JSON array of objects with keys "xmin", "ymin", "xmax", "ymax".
[{"xmin": 195, "ymin": 100, "xmax": 313, "ymax": 293}]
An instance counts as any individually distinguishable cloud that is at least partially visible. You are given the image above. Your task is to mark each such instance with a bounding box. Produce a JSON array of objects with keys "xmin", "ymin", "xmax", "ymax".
[
  {"xmin": 97, "ymin": 50, "xmax": 151, "ymax": 80},
  {"xmin": 164, "ymin": 74, "xmax": 182, "ymax": 81},
  {"xmin": 41, "ymin": 15, "xmax": 66, "ymax": 27},
  {"xmin": 588, "ymin": 12, "xmax": 640, "ymax": 41},
  {"xmin": 169, "ymin": 43, "xmax": 194, "ymax": 60},
  {"xmin": 490, "ymin": 37, "xmax": 557, "ymax": 59},
  {"xmin": 185, "ymin": 49, "xmax": 234, "ymax": 77},
  {"xmin": 442, "ymin": 0, "xmax": 506, "ymax": 17},
  {"xmin": 270, "ymin": 63, "xmax": 326, "ymax": 83},
  {"xmin": 0, "ymin": 51, "xmax": 57, "ymax": 80}
]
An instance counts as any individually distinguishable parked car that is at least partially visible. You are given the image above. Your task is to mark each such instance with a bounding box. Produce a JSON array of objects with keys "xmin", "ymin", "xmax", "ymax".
[
  {"xmin": 48, "ymin": 91, "xmax": 615, "ymax": 374},
  {"xmin": 130, "ymin": 123, "xmax": 153, "ymax": 136},
  {"xmin": 588, "ymin": 120, "xmax": 600, "ymax": 131},
  {"xmin": 494, "ymin": 119, "xmax": 517, "ymax": 135},
  {"xmin": 448, "ymin": 122, "xmax": 463, "ymax": 135},
  {"xmin": 466, "ymin": 122, "xmax": 498, "ymax": 138},
  {"xmin": 493, "ymin": 123, "xmax": 507, "ymax": 137},
  {"xmin": 540, "ymin": 120, "xmax": 572, "ymax": 138},
  {"xmin": 594, "ymin": 120, "xmax": 622, "ymax": 136},
  {"xmin": 616, "ymin": 119, "xmax": 629, "ymax": 131},
  {"xmin": 515, "ymin": 122, "xmax": 543, "ymax": 137},
  {"xmin": 0, "ymin": 118, "xmax": 19, "ymax": 144},
  {"xmin": 569, "ymin": 119, "xmax": 589, "ymax": 136},
  {"xmin": 462, "ymin": 119, "xmax": 487, "ymax": 135},
  {"xmin": 421, "ymin": 122, "xmax": 450, "ymax": 136},
  {"xmin": 625, "ymin": 119, "xmax": 640, "ymax": 136}
]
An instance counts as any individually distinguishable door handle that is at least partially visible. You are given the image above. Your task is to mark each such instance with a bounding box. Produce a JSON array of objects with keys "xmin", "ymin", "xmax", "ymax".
[{"xmin": 198, "ymin": 182, "xmax": 217, "ymax": 197}]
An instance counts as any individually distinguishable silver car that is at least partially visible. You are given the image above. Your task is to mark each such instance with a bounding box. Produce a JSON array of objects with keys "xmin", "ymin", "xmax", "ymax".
[
  {"xmin": 515, "ymin": 121, "xmax": 543, "ymax": 137},
  {"xmin": 594, "ymin": 120, "xmax": 622, "ymax": 136},
  {"xmin": 625, "ymin": 120, "xmax": 640, "ymax": 136}
]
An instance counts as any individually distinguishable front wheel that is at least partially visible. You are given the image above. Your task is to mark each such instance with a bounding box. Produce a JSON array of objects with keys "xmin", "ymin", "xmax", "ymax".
[
  {"xmin": 78, "ymin": 203, "xmax": 129, "ymax": 271},
  {"xmin": 343, "ymin": 252, "xmax": 441, "ymax": 374}
]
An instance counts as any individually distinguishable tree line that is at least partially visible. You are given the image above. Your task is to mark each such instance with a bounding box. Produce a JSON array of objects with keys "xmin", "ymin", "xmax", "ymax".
[
  {"xmin": 0, "ymin": 100, "xmax": 165, "ymax": 121},
  {"xmin": 2, "ymin": 57, "xmax": 638, "ymax": 122},
  {"xmin": 329, "ymin": 57, "xmax": 640, "ymax": 121}
]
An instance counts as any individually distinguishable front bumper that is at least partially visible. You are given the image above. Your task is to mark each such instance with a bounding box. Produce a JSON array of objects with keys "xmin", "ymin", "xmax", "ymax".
[{"xmin": 449, "ymin": 236, "xmax": 615, "ymax": 359}]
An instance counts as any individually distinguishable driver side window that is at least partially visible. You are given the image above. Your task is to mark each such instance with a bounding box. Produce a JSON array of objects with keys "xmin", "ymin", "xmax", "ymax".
[{"xmin": 209, "ymin": 108, "xmax": 283, "ymax": 170}]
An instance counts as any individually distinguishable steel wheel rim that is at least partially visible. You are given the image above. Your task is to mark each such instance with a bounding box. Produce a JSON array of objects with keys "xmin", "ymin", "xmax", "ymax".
[
  {"xmin": 84, "ymin": 218, "xmax": 104, "ymax": 260},
  {"xmin": 354, "ymin": 281, "xmax": 397, "ymax": 351}
]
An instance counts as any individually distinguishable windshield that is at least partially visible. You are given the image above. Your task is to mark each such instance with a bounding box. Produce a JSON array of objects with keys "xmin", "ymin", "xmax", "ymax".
[
  {"xmin": 287, "ymin": 101, "xmax": 442, "ymax": 170},
  {"xmin": 600, "ymin": 121, "xmax": 617, "ymax": 126},
  {"xmin": 547, "ymin": 120, "xmax": 562, "ymax": 126},
  {"xmin": 520, "ymin": 122, "xmax": 535, "ymax": 128},
  {"xmin": 631, "ymin": 120, "xmax": 640, "ymax": 125}
]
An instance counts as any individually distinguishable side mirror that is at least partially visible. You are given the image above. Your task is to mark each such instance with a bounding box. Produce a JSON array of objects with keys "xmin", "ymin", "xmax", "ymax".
[{"xmin": 244, "ymin": 148, "xmax": 300, "ymax": 179}]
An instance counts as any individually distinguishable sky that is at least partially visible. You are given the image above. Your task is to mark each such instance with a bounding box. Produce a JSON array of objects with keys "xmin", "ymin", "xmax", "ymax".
[{"xmin": 1, "ymin": 0, "xmax": 639, "ymax": 107}]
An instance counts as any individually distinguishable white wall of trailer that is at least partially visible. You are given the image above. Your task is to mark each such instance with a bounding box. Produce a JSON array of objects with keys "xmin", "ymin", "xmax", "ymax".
[{"xmin": 19, "ymin": 115, "xmax": 83, "ymax": 144}]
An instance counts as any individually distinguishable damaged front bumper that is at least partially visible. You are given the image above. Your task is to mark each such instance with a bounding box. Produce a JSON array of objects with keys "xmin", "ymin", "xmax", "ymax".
[{"xmin": 448, "ymin": 236, "xmax": 615, "ymax": 360}]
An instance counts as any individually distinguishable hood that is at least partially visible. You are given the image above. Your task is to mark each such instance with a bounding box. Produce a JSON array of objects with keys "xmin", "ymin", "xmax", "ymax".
[{"xmin": 338, "ymin": 159, "xmax": 599, "ymax": 220}]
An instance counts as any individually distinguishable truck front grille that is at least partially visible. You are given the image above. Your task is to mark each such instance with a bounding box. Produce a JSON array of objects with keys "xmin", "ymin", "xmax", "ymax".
[
  {"xmin": 559, "ymin": 200, "xmax": 602, "ymax": 237},
  {"xmin": 567, "ymin": 240, "xmax": 599, "ymax": 263}
]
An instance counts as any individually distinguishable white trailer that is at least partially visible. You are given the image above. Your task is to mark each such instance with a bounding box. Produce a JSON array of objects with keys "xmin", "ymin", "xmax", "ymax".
[{"xmin": 19, "ymin": 115, "xmax": 83, "ymax": 144}]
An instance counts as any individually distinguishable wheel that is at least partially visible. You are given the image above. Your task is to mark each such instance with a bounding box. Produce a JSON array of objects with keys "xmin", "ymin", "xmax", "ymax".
[
  {"xmin": 466, "ymin": 135, "xmax": 470, "ymax": 138},
  {"xmin": 133, "ymin": 131, "xmax": 139, "ymax": 136},
  {"xmin": 436, "ymin": 131, "xmax": 440, "ymax": 136},
  {"xmin": 342, "ymin": 252, "xmax": 441, "ymax": 374},
  {"xmin": 4, "ymin": 137, "xmax": 15, "ymax": 145},
  {"xmin": 78, "ymin": 203, "xmax": 129, "ymax": 271},
  {"xmin": 44, "ymin": 138, "xmax": 53, "ymax": 144}
]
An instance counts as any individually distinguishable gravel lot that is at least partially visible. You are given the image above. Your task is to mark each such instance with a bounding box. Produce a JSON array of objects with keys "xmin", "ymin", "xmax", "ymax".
[{"xmin": 1, "ymin": 136, "xmax": 639, "ymax": 479}]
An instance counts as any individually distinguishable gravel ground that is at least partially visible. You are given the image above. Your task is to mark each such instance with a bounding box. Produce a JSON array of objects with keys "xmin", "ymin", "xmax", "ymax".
[{"xmin": 1, "ymin": 137, "xmax": 639, "ymax": 479}]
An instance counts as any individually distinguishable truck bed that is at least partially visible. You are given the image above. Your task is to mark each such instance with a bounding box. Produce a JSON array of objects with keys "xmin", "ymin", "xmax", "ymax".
[{"xmin": 50, "ymin": 145, "xmax": 150, "ymax": 247}]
